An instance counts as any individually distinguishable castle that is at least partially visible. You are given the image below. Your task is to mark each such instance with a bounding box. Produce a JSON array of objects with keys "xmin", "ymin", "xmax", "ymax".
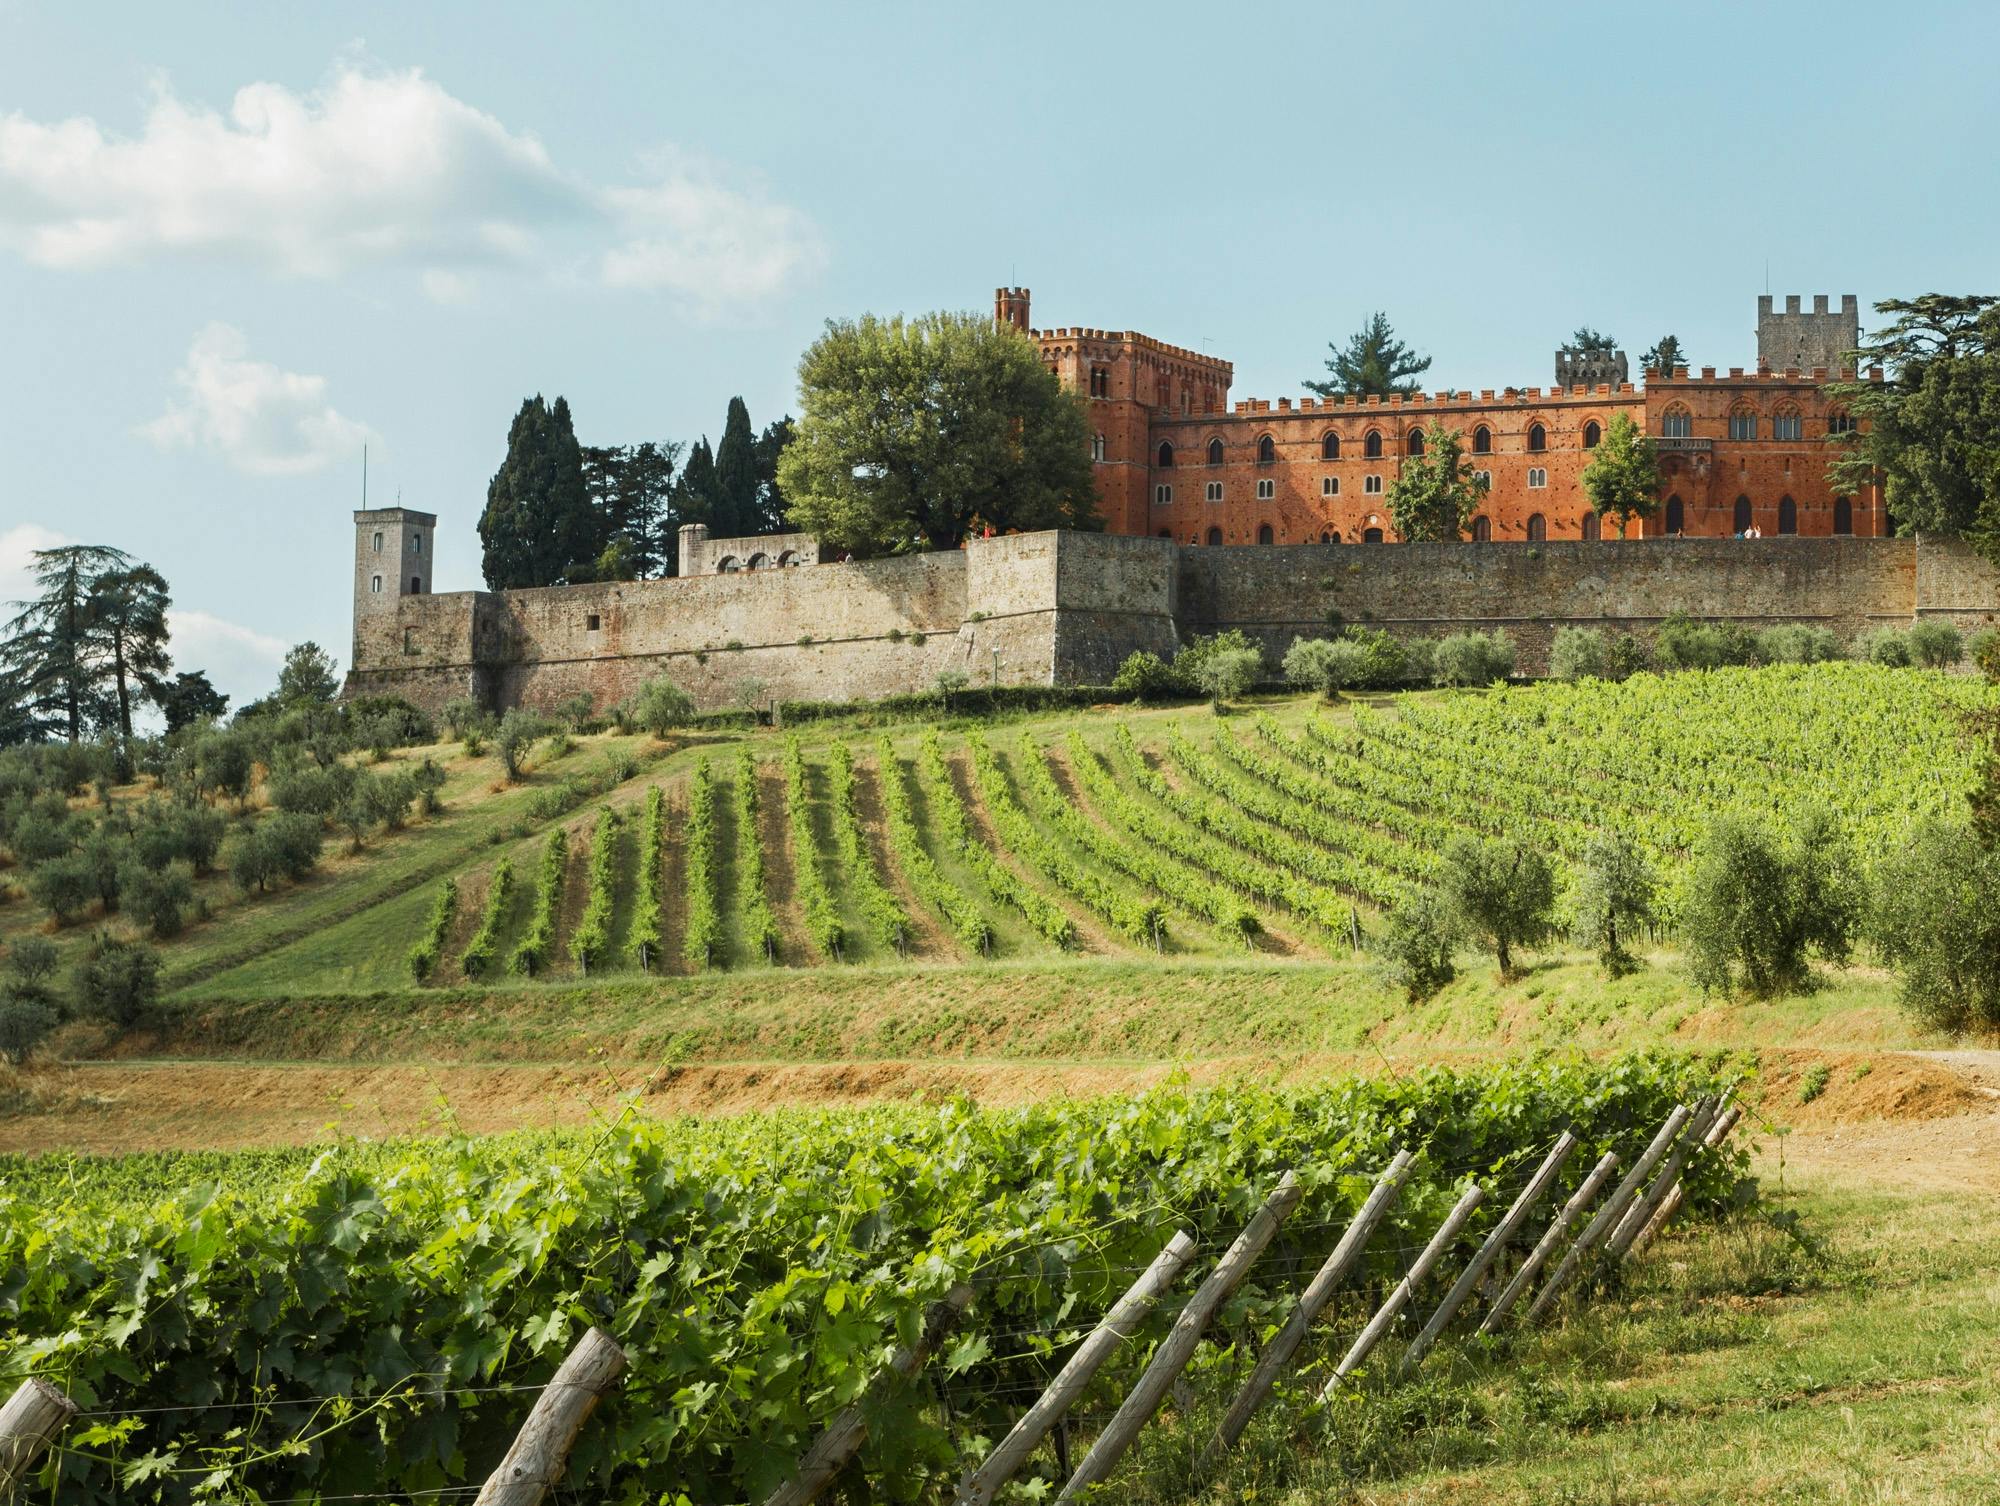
[{"xmin": 344, "ymin": 290, "xmax": 1996, "ymax": 718}]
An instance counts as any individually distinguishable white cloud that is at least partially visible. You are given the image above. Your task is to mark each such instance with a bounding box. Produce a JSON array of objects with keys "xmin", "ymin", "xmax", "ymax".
[
  {"xmin": 0, "ymin": 522, "xmax": 74, "ymax": 608},
  {"xmin": 141, "ymin": 322, "xmax": 374, "ymax": 476},
  {"xmin": 0, "ymin": 61, "xmax": 821, "ymax": 314}
]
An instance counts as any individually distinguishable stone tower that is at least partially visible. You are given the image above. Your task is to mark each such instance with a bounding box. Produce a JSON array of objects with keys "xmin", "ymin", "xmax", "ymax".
[
  {"xmin": 994, "ymin": 286, "xmax": 1031, "ymax": 334},
  {"xmin": 1757, "ymin": 294, "xmax": 1860, "ymax": 372},
  {"xmin": 352, "ymin": 506, "xmax": 436, "ymax": 670}
]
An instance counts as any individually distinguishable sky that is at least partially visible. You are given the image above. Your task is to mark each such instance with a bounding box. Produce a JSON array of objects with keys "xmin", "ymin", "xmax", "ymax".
[{"xmin": 3, "ymin": 0, "xmax": 1997, "ymax": 711}]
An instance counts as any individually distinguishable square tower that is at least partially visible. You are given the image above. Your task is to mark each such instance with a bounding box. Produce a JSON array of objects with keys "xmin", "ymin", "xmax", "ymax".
[
  {"xmin": 353, "ymin": 507, "xmax": 437, "ymax": 666},
  {"xmin": 1756, "ymin": 294, "xmax": 1860, "ymax": 373}
]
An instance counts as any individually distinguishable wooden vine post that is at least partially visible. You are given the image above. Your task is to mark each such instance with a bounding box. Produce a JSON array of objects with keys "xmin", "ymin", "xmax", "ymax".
[
  {"xmin": 1608, "ymin": 1098, "xmax": 1724, "ymax": 1258},
  {"xmin": 954, "ymin": 1231, "xmax": 1198, "ymax": 1506},
  {"xmin": 765, "ymin": 1284, "xmax": 977, "ymax": 1506},
  {"xmin": 1319, "ymin": 1180, "xmax": 1485, "ymax": 1399},
  {"xmin": 1524, "ymin": 1105, "xmax": 1691, "ymax": 1324},
  {"xmin": 1054, "ymin": 1171, "xmax": 1303, "ymax": 1504},
  {"xmin": 473, "ymin": 1326, "xmax": 627, "ymax": 1506},
  {"xmin": 1627, "ymin": 1105, "xmax": 1744, "ymax": 1259},
  {"xmin": 1399, "ymin": 1132, "xmax": 1578, "ymax": 1375},
  {"xmin": 0, "ymin": 1377, "xmax": 77, "ymax": 1496},
  {"xmin": 1478, "ymin": 1150, "xmax": 1621, "ymax": 1335}
]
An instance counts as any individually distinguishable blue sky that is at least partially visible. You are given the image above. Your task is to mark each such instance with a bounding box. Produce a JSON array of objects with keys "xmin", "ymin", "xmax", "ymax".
[{"xmin": 2, "ymin": 0, "xmax": 1995, "ymax": 709}]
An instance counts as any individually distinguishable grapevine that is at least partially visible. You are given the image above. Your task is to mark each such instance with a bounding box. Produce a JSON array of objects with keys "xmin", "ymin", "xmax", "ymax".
[
  {"xmin": 918, "ymin": 727, "xmax": 1074, "ymax": 948},
  {"xmin": 567, "ymin": 806, "xmax": 619, "ymax": 974},
  {"xmin": 735, "ymin": 745, "xmax": 782, "ymax": 963},
  {"xmin": 458, "ymin": 856, "xmax": 513, "ymax": 978},
  {"xmin": 784, "ymin": 734, "xmax": 846, "ymax": 960},
  {"xmin": 509, "ymin": 825, "xmax": 569, "ymax": 976},
  {"xmin": 406, "ymin": 875, "xmax": 457, "ymax": 982},
  {"xmin": 682, "ymin": 757, "xmax": 723, "ymax": 969},
  {"xmin": 875, "ymin": 734, "xmax": 994, "ymax": 955},
  {"xmin": 827, "ymin": 741, "xmax": 910, "ymax": 956},
  {"xmin": 627, "ymin": 785, "xmax": 665, "ymax": 971}
]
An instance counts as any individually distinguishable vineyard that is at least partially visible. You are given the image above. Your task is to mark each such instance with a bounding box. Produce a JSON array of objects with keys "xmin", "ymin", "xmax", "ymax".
[{"xmin": 192, "ymin": 662, "xmax": 1981, "ymax": 994}]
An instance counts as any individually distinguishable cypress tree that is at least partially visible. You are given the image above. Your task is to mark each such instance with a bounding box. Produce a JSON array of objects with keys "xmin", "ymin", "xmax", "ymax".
[
  {"xmin": 714, "ymin": 397, "xmax": 758, "ymax": 537},
  {"xmin": 478, "ymin": 395, "xmax": 601, "ymax": 588},
  {"xmin": 678, "ymin": 437, "xmax": 719, "ymax": 535},
  {"xmin": 754, "ymin": 416, "xmax": 795, "ymax": 533}
]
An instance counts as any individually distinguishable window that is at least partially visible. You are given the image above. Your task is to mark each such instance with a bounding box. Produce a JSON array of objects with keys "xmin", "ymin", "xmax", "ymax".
[
  {"xmin": 1091, "ymin": 433, "xmax": 1106, "ymax": 462},
  {"xmin": 1406, "ymin": 429, "xmax": 1425, "ymax": 457},
  {"xmin": 1581, "ymin": 511, "xmax": 1600, "ymax": 541},
  {"xmin": 1320, "ymin": 530, "xmax": 1336, "ymax": 543},
  {"xmin": 1833, "ymin": 496, "xmax": 1853, "ymax": 534},
  {"xmin": 1472, "ymin": 425, "xmax": 1492, "ymax": 454},
  {"xmin": 1473, "ymin": 469, "xmax": 1491, "ymax": 489},
  {"xmin": 1256, "ymin": 434, "xmax": 1277, "ymax": 464},
  {"xmin": 372, "ymin": 531, "xmax": 383, "ymax": 553},
  {"xmin": 1527, "ymin": 467, "xmax": 1548, "ymax": 488},
  {"xmin": 370, "ymin": 574, "xmax": 382, "ymax": 594},
  {"xmin": 1256, "ymin": 478, "xmax": 1274, "ymax": 500},
  {"xmin": 1527, "ymin": 423, "xmax": 1547, "ymax": 452},
  {"xmin": 1583, "ymin": 420, "xmax": 1602, "ymax": 448},
  {"xmin": 1257, "ymin": 524, "xmax": 1275, "ymax": 545},
  {"xmin": 1663, "ymin": 406, "xmax": 1693, "ymax": 438},
  {"xmin": 411, "ymin": 533, "xmax": 422, "ymax": 554},
  {"xmin": 1157, "ymin": 441, "xmax": 1175, "ymax": 468},
  {"xmin": 747, "ymin": 553, "xmax": 769, "ymax": 570},
  {"xmin": 1321, "ymin": 432, "xmax": 1340, "ymax": 460},
  {"xmin": 1181, "ymin": 390, "xmax": 1191, "ymax": 415},
  {"xmin": 1089, "ymin": 366, "xmax": 1109, "ymax": 398},
  {"xmin": 1828, "ymin": 411, "xmax": 1857, "ymax": 435},
  {"xmin": 1733, "ymin": 496, "xmax": 1752, "ymax": 533},
  {"xmin": 777, "ymin": 550, "xmax": 799, "ymax": 567},
  {"xmin": 1206, "ymin": 526, "xmax": 1224, "ymax": 546},
  {"xmin": 1321, "ymin": 476, "xmax": 1339, "ymax": 496},
  {"xmin": 586, "ymin": 614, "xmax": 601, "ymax": 631},
  {"xmin": 1207, "ymin": 437, "xmax": 1224, "ymax": 466},
  {"xmin": 1363, "ymin": 527, "xmax": 1384, "ymax": 543},
  {"xmin": 1527, "ymin": 513, "xmax": 1547, "ymax": 541},
  {"xmin": 1666, "ymin": 495, "xmax": 1685, "ymax": 533},
  {"xmin": 1206, "ymin": 481, "xmax": 1223, "ymax": 503},
  {"xmin": 1159, "ymin": 530, "xmax": 1173, "ymax": 539},
  {"xmin": 1363, "ymin": 430, "xmax": 1383, "ymax": 458},
  {"xmin": 1773, "ymin": 410, "xmax": 1803, "ymax": 442},
  {"xmin": 1472, "ymin": 516, "xmax": 1491, "ymax": 542},
  {"xmin": 1155, "ymin": 484, "xmax": 1173, "ymax": 505},
  {"xmin": 1778, "ymin": 496, "xmax": 1797, "ymax": 534},
  {"xmin": 717, "ymin": 555, "xmax": 741, "ymax": 572},
  {"xmin": 1364, "ymin": 474, "xmax": 1383, "ymax": 494},
  {"xmin": 402, "ymin": 627, "xmax": 416, "ymax": 655},
  {"xmin": 1728, "ymin": 408, "xmax": 1758, "ymax": 441}
]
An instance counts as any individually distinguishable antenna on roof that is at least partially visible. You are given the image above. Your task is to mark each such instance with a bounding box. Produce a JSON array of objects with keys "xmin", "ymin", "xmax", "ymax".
[{"xmin": 362, "ymin": 443, "xmax": 368, "ymax": 508}]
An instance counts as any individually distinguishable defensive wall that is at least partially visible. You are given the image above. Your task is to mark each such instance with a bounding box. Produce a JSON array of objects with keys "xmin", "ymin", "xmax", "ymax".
[{"xmin": 345, "ymin": 524, "xmax": 2000, "ymax": 716}]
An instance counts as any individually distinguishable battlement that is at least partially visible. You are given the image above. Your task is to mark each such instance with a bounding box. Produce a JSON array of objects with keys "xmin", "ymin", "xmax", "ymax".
[
  {"xmin": 1758, "ymin": 294, "xmax": 1859, "ymax": 316},
  {"xmin": 1757, "ymin": 292, "xmax": 1861, "ymax": 374},
  {"xmin": 1033, "ymin": 324, "xmax": 1232, "ymax": 375}
]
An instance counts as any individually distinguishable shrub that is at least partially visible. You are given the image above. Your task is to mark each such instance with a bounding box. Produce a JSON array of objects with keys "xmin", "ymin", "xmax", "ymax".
[
  {"xmin": 440, "ymin": 697, "xmax": 487, "ymax": 740},
  {"xmin": 1397, "ymin": 635, "xmax": 1437, "ymax": 687},
  {"xmin": 1869, "ymin": 820, "xmax": 2000, "ymax": 1033},
  {"xmin": 1174, "ymin": 630, "xmax": 1262, "ymax": 692},
  {"xmin": 1971, "ymin": 627, "xmax": 2000, "ymax": 682},
  {"xmin": 1432, "ymin": 630, "xmax": 1515, "ymax": 688},
  {"xmin": 1111, "ymin": 650, "xmax": 1186, "ymax": 701},
  {"xmin": 73, "ymin": 933, "xmax": 161, "ymax": 1028},
  {"xmin": 344, "ymin": 695, "xmax": 435, "ymax": 747},
  {"xmin": 411, "ymin": 756, "xmax": 448, "ymax": 816},
  {"xmin": 122, "ymin": 859, "xmax": 196, "ymax": 939},
  {"xmin": 1653, "ymin": 614, "xmax": 1753, "ymax": 672},
  {"xmin": 0, "ymin": 996, "xmax": 60, "ymax": 1064},
  {"xmin": 1856, "ymin": 627, "xmax": 1913, "ymax": 667},
  {"xmin": 1607, "ymin": 632, "xmax": 1650, "ymax": 680},
  {"xmin": 623, "ymin": 676, "xmax": 696, "ymax": 739},
  {"xmin": 1338, "ymin": 627, "xmax": 1408, "ymax": 689},
  {"xmin": 1376, "ymin": 888, "xmax": 1460, "ymax": 1002},
  {"xmin": 1283, "ymin": 637, "xmax": 1373, "ymax": 697},
  {"xmin": 1548, "ymin": 627, "xmax": 1607, "ymax": 681},
  {"xmin": 1753, "ymin": 624, "xmax": 1843, "ymax": 664},
  {"xmin": 1908, "ymin": 621, "xmax": 1964, "ymax": 669},
  {"xmin": 932, "ymin": 669, "xmax": 970, "ymax": 695},
  {"xmin": 3, "ymin": 936, "xmax": 60, "ymax": 999},
  {"xmin": 1683, "ymin": 808, "xmax": 1858, "ymax": 997},
  {"xmin": 268, "ymin": 763, "xmax": 356, "ymax": 817},
  {"xmin": 495, "ymin": 709, "xmax": 549, "ymax": 780},
  {"xmin": 1191, "ymin": 646, "xmax": 1261, "ymax": 706},
  {"xmin": 26, "ymin": 853, "xmax": 96, "ymax": 925},
  {"xmin": 555, "ymin": 692, "xmax": 598, "ymax": 733},
  {"xmin": 1438, "ymin": 833, "xmax": 1554, "ymax": 976},
  {"xmin": 1569, "ymin": 831, "xmax": 1655, "ymax": 976},
  {"xmin": 1797, "ymin": 1062, "xmax": 1831, "ymax": 1104}
]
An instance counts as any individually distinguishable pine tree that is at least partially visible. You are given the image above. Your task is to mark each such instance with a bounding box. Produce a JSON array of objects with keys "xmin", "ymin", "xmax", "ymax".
[
  {"xmin": 714, "ymin": 397, "xmax": 758, "ymax": 537},
  {"xmin": 1304, "ymin": 312, "xmax": 1431, "ymax": 398},
  {"xmin": 1, "ymin": 543, "xmax": 130, "ymax": 742},
  {"xmin": 1569, "ymin": 327, "xmax": 1618, "ymax": 353},
  {"xmin": 478, "ymin": 395, "xmax": 602, "ymax": 588},
  {"xmin": 622, "ymin": 440, "xmax": 680, "ymax": 577},
  {"xmin": 1641, "ymin": 335, "xmax": 1687, "ymax": 374},
  {"xmin": 678, "ymin": 436, "xmax": 719, "ymax": 534},
  {"xmin": 89, "ymin": 563, "xmax": 172, "ymax": 746},
  {"xmin": 754, "ymin": 416, "xmax": 795, "ymax": 533}
]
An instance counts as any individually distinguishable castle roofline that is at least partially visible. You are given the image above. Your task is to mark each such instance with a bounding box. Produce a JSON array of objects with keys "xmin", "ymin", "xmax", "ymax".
[
  {"xmin": 355, "ymin": 506, "xmax": 438, "ymax": 525},
  {"xmin": 1031, "ymin": 326, "xmax": 1232, "ymax": 373}
]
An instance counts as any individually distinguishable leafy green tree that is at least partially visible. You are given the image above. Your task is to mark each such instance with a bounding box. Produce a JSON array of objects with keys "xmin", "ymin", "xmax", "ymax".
[
  {"xmin": 0, "ymin": 997, "xmax": 59, "ymax": 1064},
  {"xmin": 1189, "ymin": 647, "xmax": 1260, "ymax": 707},
  {"xmin": 1376, "ymin": 887, "xmax": 1461, "ymax": 1002},
  {"xmin": 73, "ymin": 932, "xmax": 161, "ymax": 1027},
  {"xmin": 275, "ymin": 642, "xmax": 340, "ymax": 708},
  {"xmin": 1829, "ymin": 295, "xmax": 2000, "ymax": 564},
  {"xmin": 623, "ymin": 675, "xmax": 696, "ymax": 738},
  {"xmin": 1, "ymin": 543, "xmax": 129, "ymax": 742},
  {"xmin": 495, "ymin": 709, "xmax": 549, "ymax": 782},
  {"xmin": 478, "ymin": 395, "xmax": 601, "ymax": 588},
  {"xmin": 1580, "ymin": 412, "xmax": 1661, "ymax": 537},
  {"xmin": 779, "ymin": 311, "xmax": 1099, "ymax": 554},
  {"xmin": 1305, "ymin": 312, "xmax": 1432, "ymax": 398},
  {"xmin": 714, "ymin": 396, "xmax": 759, "ymax": 538},
  {"xmin": 89, "ymin": 563, "xmax": 172, "ymax": 748},
  {"xmin": 1282, "ymin": 636, "xmax": 1373, "ymax": 696},
  {"xmin": 1438, "ymin": 834, "xmax": 1555, "ymax": 977},
  {"xmin": 3, "ymin": 937, "xmax": 60, "ymax": 999},
  {"xmin": 1571, "ymin": 831, "xmax": 1656, "ymax": 976},
  {"xmin": 155, "ymin": 670, "xmax": 229, "ymax": 734},
  {"xmin": 1683, "ymin": 809, "xmax": 1859, "ymax": 996},
  {"xmin": 1569, "ymin": 327, "xmax": 1617, "ymax": 354},
  {"xmin": 1641, "ymin": 334, "xmax": 1687, "ymax": 374},
  {"xmin": 1870, "ymin": 820, "xmax": 2000, "ymax": 1033},
  {"xmin": 1383, "ymin": 422, "xmax": 1486, "ymax": 541}
]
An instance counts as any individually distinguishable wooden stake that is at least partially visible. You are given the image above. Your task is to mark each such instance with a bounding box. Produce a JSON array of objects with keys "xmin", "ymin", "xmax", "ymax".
[
  {"xmin": 1205, "ymin": 1150, "xmax": 1416, "ymax": 1460},
  {"xmin": 1608, "ymin": 1098, "xmax": 1722, "ymax": 1259},
  {"xmin": 1054, "ymin": 1171, "xmax": 1303, "ymax": 1504},
  {"xmin": 765, "ymin": 1285, "xmax": 976, "ymax": 1506},
  {"xmin": 954, "ymin": 1231, "xmax": 1199, "ymax": 1506},
  {"xmin": 1523, "ymin": 1105, "xmax": 1691, "ymax": 1324},
  {"xmin": 1478, "ymin": 1150, "xmax": 1620, "ymax": 1335},
  {"xmin": 1627, "ymin": 1105, "xmax": 1743, "ymax": 1260},
  {"xmin": 1318, "ymin": 1180, "xmax": 1485, "ymax": 1400},
  {"xmin": 472, "ymin": 1327, "xmax": 627, "ymax": 1506},
  {"xmin": 1400, "ymin": 1132, "xmax": 1577, "ymax": 1375},
  {"xmin": 0, "ymin": 1377, "xmax": 77, "ymax": 1496}
]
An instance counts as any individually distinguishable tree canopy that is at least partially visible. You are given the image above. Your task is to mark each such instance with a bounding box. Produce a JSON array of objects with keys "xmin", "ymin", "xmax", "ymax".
[
  {"xmin": 478, "ymin": 395, "xmax": 599, "ymax": 589},
  {"xmin": 1304, "ymin": 312, "xmax": 1431, "ymax": 398},
  {"xmin": 1580, "ymin": 412, "xmax": 1662, "ymax": 537},
  {"xmin": 778, "ymin": 311, "xmax": 1100, "ymax": 554},
  {"xmin": 1382, "ymin": 422, "xmax": 1487, "ymax": 542},
  {"xmin": 713, "ymin": 396, "xmax": 760, "ymax": 539},
  {"xmin": 1828, "ymin": 295, "xmax": 2000, "ymax": 565},
  {"xmin": 1569, "ymin": 327, "xmax": 1618, "ymax": 353},
  {"xmin": 1640, "ymin": 334, "xmax": 1687, "ymax": 374}
]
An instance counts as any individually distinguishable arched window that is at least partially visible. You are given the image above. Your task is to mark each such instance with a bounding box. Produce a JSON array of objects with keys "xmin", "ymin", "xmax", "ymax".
[
  {"xmin": 1773, "ymin": 406, "xmax": 1803, "ymax": 442},
  {"xmin": 1207, "ymin": 437, "xmax": 1224, "ymax": 466},
  {"xmin": 1666, "ymin": 495, "xmax": 1685, "ymax": 534},
  {"xmin": 747, "ymin": 552, "xmax": 770, "ymax": 570},
  {"xmin": 1088, "ymin": 366, "xmax": 1109, "ymax": 397},
  {"xmin": 1157, "ymin": 441, "xmax": 1175, "ymax": 468},
  {"xmin": 717, "ymin": 555, "xmax": 741, "ymax": 572},
  {"xmin": 1732, "ymin": 496, "xmax": 1752, "ymax": 533},
  {"xmin": 1472, "ymin": 425, "xmax": 1491, "ymax": 454},
  {"xmin": 1472, "ymin": 516, "xmax": 1491, "ymax": 542},
  {"xmin": 1406, "ymin": 429, "xmax": 1425, "ymax": 457},
  {"xmin": 1828, "ymin": 410, "xmax": 1857, "ymax": 436},
  {"xmin": 1583, "ymin": 420, "xmax": 1602, "ymax": 448},
  {"xmin": 1363, "ymin": 430, "xmax": 1383, "ymax": 459},
  {"xmin": 1206, "ymin": 525, "xmax": 1224, "ymax": 546},
  {"xmin": 372, "ymin": 531, "xmax": 383, "ymax": 553},
  {"xmin": 1329, "ymin": 530, "xmax": 1343, "ymax": 543},
  {"xmin": 1662, "ymin": 405, "xmax": 1693, "ymax": 439},
  {"xmin": 1257, "ymin": 523, "xmax": 1275, "ymax": 545},
  {"xmin": 1527, "ymin": 423, "xmax": 1547, "ymax": 452},
  {"xmin": 1091, "ymin": 433, "xmax": 1106, "ymax": 462},
  {"xmin": 370, "ymin": 574, "xmax": 382, "ymax": 594},
  {"xmin": 1581, "ymin": 511, "xmax": 1600, "ymax": 541},
  {"xmin": 1777, "ymin": 496, "xmax": 1797, "ymax": 534},
  {"xmin": 1319, "ymin": 530, "xmax": 1332, "ymax": 543},
  {"xmin": 1833, "ymin": 496, "xmax": 1853, "ymax": 534},
  {"xmin": 1728, "ymin": 406, "xmax": 1758, "ymax": 442},
  {"xmin": 1527, "ymin": 513, "xmax": 1547, "ymax": 541},
  {"xmin": 1256, "ymin": 434, "xmax": 1276, "ymax": 464},
  {"xmin": 411, "ymin": 533, "xmax": 422, "ymax": 554},
  {"xmin": 777, "ymin": 550, "xmax": 799, "ymax": 567},
  {"xmin": 1363, "ymin": 527, "xmax": 1385, "ymax": 543},
  {"xmin": 410, "ymin": 576, "xmax": 422, "ymax": 594},
  {"xmin": 1320, "ymin": 432, "xmax": 1340, "ymax": 460}
]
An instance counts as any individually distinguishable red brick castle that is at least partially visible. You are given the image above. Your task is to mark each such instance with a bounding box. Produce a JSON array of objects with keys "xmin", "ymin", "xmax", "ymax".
[{"xmin": 1003, "ymin": 288, "xmax": 1883, "ymax": 545}]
